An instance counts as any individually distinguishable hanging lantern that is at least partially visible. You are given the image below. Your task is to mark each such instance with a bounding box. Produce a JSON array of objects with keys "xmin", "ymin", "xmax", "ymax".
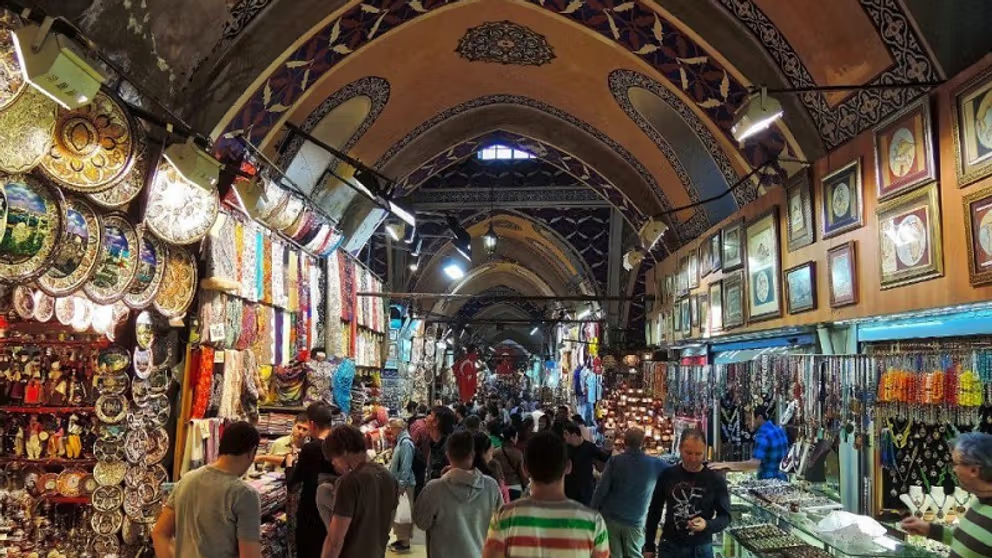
[{"xmin": 482, "ymin": 220, "xmax": 499, "ymax": 258}]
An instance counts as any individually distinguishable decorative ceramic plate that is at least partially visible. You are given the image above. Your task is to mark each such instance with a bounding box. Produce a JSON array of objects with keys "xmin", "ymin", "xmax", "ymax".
[
  {"xmin": 0, "ymin": 10, "xmax": 25, "ymax": 111},
  {"xmin": 98, "ymin": 345, "xmax": 131, "ymax": 373},
  {"xmin": 97, "ymin": 422, "xmax": 127, "ymax": 441},
  {"xmin": 145, "ymin": 427, "xmax": 169, "ymax": 465},
  {"xmin": 0, "ymin": 173, "xmax": 65, "ymax": 282},
  {"xmin": 32, "ymin": 290, "xmax": 53, "ymax": 322},
  {"xmin": 56, "ymin": 469, "xmax": 84, "ymax": 497},
  {"xmin": 90, "ymin": 302, "xmax": 113, "ymax": 335},
  {"xmin": 254, "ymin": 176, "xmax": 289, "ymax": 221},
  {"xmin": 135, "ymin": 310, "xmax": 154, "ymax": 348},
  {"xmin": 93, "ymin": 438, "xmax": 126, "ymax": 463},
  {"xmin": 12, "ymin": 284, "xmax": 33, "ymax": 319},
  {"xmin": 39, "ymin": 472, "xmax": 58, "ymax": 494},
  {"xmin": 152, "ymin": 244, "xmax": 196, "ymax": 317},
  {"xmin": 96, "ymin": 394, "xmax": 128, "ymax": 424},
  {"xmin": 92, "ymin": 484, "xmax": 124, "ymax": 513},
  {"xmin": 55, "ymin": 296, "xmax": 75, "ymax": 324},
  {"xmin": 92, "ymin": 534, "xmax": 121, "ymax": 556},
  {"xmin": 93, "ymin": 460, "xmax": 127, "ymax": 486},
  {"xmin": 83, "ymin": 213, "xmax": 139, "ymax": 304},
  {"xmin": 95, "ymin": 371, "xmax": 129, "ymax": 396},
  {"xmin": 137, "ymin": 479, "xmax": 161, "ymax": 505},
  {"xmin": 41, "ymin": 92, "xmax": 136, "ymax": 193},
  {"xmin": 0, "ymin": 89, "xmax": 57, "ymax": 173},
  {"xmin": 123, "ymin": 465, "xmax": 145, "ymax": 489},
  {"xmin": 144, "ymin": 161, "xmax": 219, "ymax": 245},
  {"xmin": 123, "ymin": 233, "xmax": 167, "ymax": 309},
  {"xmin": 70, "ymin": 294, "xmax": 92, "ymax": 332},
  {"xmin": 133, "ymin": 347, "xmax": 152, "ymax": 379},
  {"xmin": 122, "ymin": 488, "xmax": 143, "ymax": 520},
  {"xmin": 81, "ymin": 474, "xmax": 97, "ymax": 494},
  {"xmin": 269, "ymin": 194, "xmax": 304, "ymax": 232},
  {"xmin": 123, "ymin": 427, "xmax": 148, "ymax": 464},
  {"xmin": 88, "ymin": 125, "xmax": 148, "ymax": 209},
  {"xmin": 91, "ymin": 509, "xmax": 124, "ymax": 535},
  {"xmin": 37, "ymin": 196, "xmax": 103, "ymax": 296}
]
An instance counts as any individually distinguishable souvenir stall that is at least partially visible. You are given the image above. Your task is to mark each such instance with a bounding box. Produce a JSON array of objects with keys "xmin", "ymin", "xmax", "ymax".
[{"xmin": 598, "ymin": 384, "xmax": 672, "ymax": 456}]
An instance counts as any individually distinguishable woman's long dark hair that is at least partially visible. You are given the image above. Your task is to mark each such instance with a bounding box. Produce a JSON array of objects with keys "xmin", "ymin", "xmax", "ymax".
[{"xmin": 472, "ymin": 431, "xmax": 496, "ymax": 480}]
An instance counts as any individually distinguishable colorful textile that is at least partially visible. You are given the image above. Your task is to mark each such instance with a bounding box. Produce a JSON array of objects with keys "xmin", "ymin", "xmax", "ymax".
[
  {"xmin": 333, "ymin": 359, "xmax": 356, "ymax": 414},
  {"xmin": 484, "ymin": 498, "xmax": 609, "ymax": 558},
  {"xmin": 191, "ymin": 347, "xmax": 214, "ymax": 419},
  {"xmin": 339, "ymin": 251, "xmax": 354, "ymax": 322}
]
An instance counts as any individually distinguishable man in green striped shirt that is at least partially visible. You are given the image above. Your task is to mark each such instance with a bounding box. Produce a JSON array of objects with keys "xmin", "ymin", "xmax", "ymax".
[{"xmin": 901, "ymin": 432, "xmax": 992, "ymax": 558}]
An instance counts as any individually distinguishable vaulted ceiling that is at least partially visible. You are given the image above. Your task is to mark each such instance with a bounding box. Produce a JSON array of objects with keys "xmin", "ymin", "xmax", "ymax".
[{"xmin": 34, "ymin": 0, "xmax": 992, "ymax": 344}]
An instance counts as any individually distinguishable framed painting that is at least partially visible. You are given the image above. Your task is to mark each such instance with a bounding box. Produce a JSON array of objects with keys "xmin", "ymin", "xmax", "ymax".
[
  {"xmin": 785, "ymin": 168, "xmax": 815, "ymax": 251},
  {"xmin": 690, "ymin": 295, "xmax": 699, "ymax": 332},
  {"xmin": 821, "ymin": 159, "xmax": 863, "ymax": 239},
  {"xmin": 745, "ymin": 208, "xmax": 782, "ymax": 321},
  {"xmin": 673, "ymin": 301, "xmax": 682, "ymax": 333},
  {"xmin": 679, "ymin": 297, "xmax": 691, "ymax": 335},
  {"xmin": 952, "ymin": 67, "xmax": 992, "ymax": 187},
  {"xmin": 709, "ymin": 232, "xmax": 722, "ymax": 272},
  {"xmin": 874, "ymin": 99, "xmax": 936, "ymax": 201},
  {"xmin": 961, "ymin": 183, "xmax": 992, "ymax": 285},
  {"xmin": 827, "ymin": 241, "xmax": 858, "ymax": 308},
  {"xmin": 722, "ymin": 218, "xmax": 744, "ymax": 271},
  {"xmin": 699, "ymin": 241, "xmax": 712, "ymax": 279},
  {"xmin": 666, "ymin": 274, "xmax": 675, "ymax": 304},
  {"xmin": 687, "ymin": 250, "xmax": 699, "ymax": 289},
  {"xmin": 698, "ymin": 293, "xmax": 709, "ymax": 338},
  {"xmin": 722, "ymin": 270, "xmax": 745, "ymax": 330},
  {"xmin": 876, "ymin": 183, "xmax": 943, "ymax": 289},
  {"xmin": 708, "ymin": 280, "xmax": 722, "ymax": 333},
  {"xmin": 784, "ymin": 261, "xmax": 817, "ymax": 314}
]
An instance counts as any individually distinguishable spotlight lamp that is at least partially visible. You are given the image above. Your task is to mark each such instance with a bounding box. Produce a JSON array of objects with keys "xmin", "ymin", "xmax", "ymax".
[
  {"xmin": 638, "ymin": 218, "xmax": 669, "ymax": 251},
  {"xmin": 384, "ymin": 221, "xmax": 404, "ymax": 242},
  {"xmin": 411, "ymin": 236, "xmax": 423, "ymax": 258},
  {"xmin": 163, "ymin": 138, "xmax": 223, "ymax": 191},
  {"xmin": 408, "ymin": 256, "xmax": 419, "ymax": 272},
  {"xmin": 731, "ymin": 86, "xmax": 783, "ymax": 143},
  {"xmin": 623, "ymin": 249, "xmax": 645, "ymax": 271},
  {"xmin": 13, "ymin": 19, "xmax": 104, "ymax": 109},
  {"xmin": 443, "ymin": 260, "xmax": 466, "ymax": 280}
]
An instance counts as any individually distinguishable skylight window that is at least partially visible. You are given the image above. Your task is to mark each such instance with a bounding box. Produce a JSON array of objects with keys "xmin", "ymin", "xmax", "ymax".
[{"xmin": 477, "ymin": 144, "xmax": 535, "ymax": 161}]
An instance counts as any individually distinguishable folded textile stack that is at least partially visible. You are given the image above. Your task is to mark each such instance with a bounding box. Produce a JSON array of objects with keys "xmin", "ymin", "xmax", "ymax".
[
  {"xmin": 258, "ymin": 412, "xmax": 297, "ymax": 436},
  {"xmin": 260, "ymin": 511, "xmax": 288, "ymax": 558},
  {"xmin": 249, "ymin": 473, "xmax": 287, "ymax": 519}
]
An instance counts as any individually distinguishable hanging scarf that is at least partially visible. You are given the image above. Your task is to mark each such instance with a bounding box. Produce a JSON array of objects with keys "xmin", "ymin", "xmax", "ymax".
[
  {"xmin": 333, "ymin": 359, "xmax": 356, "ymax": 414},
  {"xmin": 325, "ymin": 252, "xmax": 342, "ymax": 357},
  {"xmin": 339, "ymin": 251, "xmax": 355, "ymax": 322},
  {"xmin": 191, "ymin": 347, "xmax": 214, "ymax": 419},
  {"xmin": 262, "ymin": 236, "xmax": 273, "ymax": 305}
]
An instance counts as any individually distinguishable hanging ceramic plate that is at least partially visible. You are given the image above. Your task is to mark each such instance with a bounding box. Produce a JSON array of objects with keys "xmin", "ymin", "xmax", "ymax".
[
  {"xmin": 96, "ymin": 394, "xmax": 128, "ymax": 423},
  {"xmin": 12, "ymin": 284, "xmax": 33, "ymax": 319},
  {"xmin": 55, "ymin": 296, "xmax": 75, "ymax": 324},
  {"xmin": 92, "ymin": 484, "xmax": 124, "ymax": 513},
  {"xmin": 56, "ymin": 469, "xmax": 85, "ymax": 497},
  {"xmin": 152, "ymin": 245, "xmax": 196, "ymax": 318},
  {"xmin": 98, "ymin": 345, "xmax": 131, "ymax": 373},
  {"xmin": 37, "ymin": 196, "xmax": 103, "ymax": 296},
  {"xmin": 87, "ymin": 126, "xmax": 148, "ymax": 209},
  {"xmin": 269, "ymin": 194, "xmax": 304, "ymax": 232},
  {"xmin": 91, "ymin": 510, "xmax": 123, "ymax": 536},
  {"xmin": 70, "ymin": 294, "xmax": 92, "ymax": 332},
  {"xmin": 83, "ymin": 213, "xmax": 140, "ymax": 304},
  {"xmin": 32, "ymin": 290, "xmax": 53, "ymax": 322},
  {"xmin": 145, "ymin": 427, "xmax": 169, "ymax": 465},
  {"xmin": 135, "ymin": 311, "xmax": 154, "ymax": 348},
  {"xmin": 91, "ymin": 303, "xmax": 113, "ymax": 335},
  {"xmin": 133, "ymin": 347, "xmax": 152, "ymax": 379},
  {"xmin": 92, "ymin": 535, "xmax": 120, "ymax": 557},
  {"xmin": 123, "ymin": 427, "xmax": 147, "ymax": 464},
  {"xmin": 93, "ymin": 460, "xmax": 127, "ymax": 486},
  {"xmin": 93, "ymin": 438, "xmax": 126, "ymax": 463},
  {"xmin": 123, "ymin": 233, "xmax": 167, "ymax": 310},
  {"xmin": 41, "ymin": 92, "xmax": 136, "ymax": 193},
  {"xmin": 144, "ymin": 161, "xmax": 219, "ymax": 245},
  {"xmin": 0, "ymin": 89, "xmax": 57, "ymax": 173},
  {"xmin": 0, "ymin": 173, "xmax": 65, "ymax": 282},
  {"xmin": 0, "ymin": 10, "xmax": 25, "ymax": 111}
]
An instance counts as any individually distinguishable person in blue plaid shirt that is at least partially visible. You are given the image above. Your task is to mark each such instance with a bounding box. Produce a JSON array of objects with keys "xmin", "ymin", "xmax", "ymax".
[{"xmin": 711, "ymin": 406, "xmax": 789, "ymax": 480}]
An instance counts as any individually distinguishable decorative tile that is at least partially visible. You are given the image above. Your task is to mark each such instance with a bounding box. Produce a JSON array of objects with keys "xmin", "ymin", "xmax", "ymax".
[{"xmin": 456, "ymin": 20, "xmax": 555, "ymax": 66}]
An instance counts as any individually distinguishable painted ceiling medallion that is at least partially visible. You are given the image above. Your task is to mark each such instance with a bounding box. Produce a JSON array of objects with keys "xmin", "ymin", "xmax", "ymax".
[
  {"xmin": 84, "ymin": 213, "xmax": 140, "ymax": 305},
  {"xmin": 144, "ymin": 161, "xmax": 219, "ymax": 245},
  {"xmin": 41, "ymin": 92, "xmax": 137, "ymax": 193},
  {"xmin": 456, "ymin": 21, "xmax": 555, "ymax": 67},
  {"xmin": 37, "ymin": 196, "xmax": 104, "ymax": 296},
  {"xmin": 0, "ymin": 173, "xmax": 65, "ymax": 283}
]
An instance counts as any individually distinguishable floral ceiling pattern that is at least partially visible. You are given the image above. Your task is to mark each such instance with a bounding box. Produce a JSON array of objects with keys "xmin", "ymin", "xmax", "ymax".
[{"xmin": 455, "ymin": 20, "xmax": 556, "ymax": 66}]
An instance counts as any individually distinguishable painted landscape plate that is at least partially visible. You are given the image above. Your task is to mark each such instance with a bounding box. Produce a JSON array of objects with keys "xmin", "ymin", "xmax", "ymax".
[
  {"xmin": 37, "ymin": 196, "xmax": 104, "ymax": 296},
  {"xmin": 41, "ymin": 92, "xmax": 136, "ymax": 193},
  {"xmin": 0, "ymin": 173, "xmax": 65, "ymax": 282},
  {"xmin": 152, "ymin": 244, "xmax": 196, "ymax": 318},
  {"xmin": 124, "ymin": 233, "xmax": 168, "ymax": 309},
  {"xmin": 84, "ymin": 213, "xmax": 140, "ymax": 304},
  {"xmin": 145, "ymin": 162, "xmax": 219, "ymax": 245}
]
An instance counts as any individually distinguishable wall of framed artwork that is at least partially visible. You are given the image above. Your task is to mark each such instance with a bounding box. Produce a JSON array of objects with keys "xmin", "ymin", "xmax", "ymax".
[
  {"xmin": 827, "ymin": 241, "xmax": 858, "ymax": 308},
  {"xmin": 709, "ymin": 232, "xmax": 722, "ymax": 272},
  {"xmin": 643, "ymin": 55, "xmax": 992, "ymax": 344},
  {"xmin": 873, "ymin": 99, "xmax": 936, "ymax": 201},
  {"xmin": 876, "ymin": 183, "xmax": 944, "ymax": 289},
  {"xmin": 708, "ymin": 280, "xmax": 723, "ymax": 333},
  {"xmin": 722, "ymin": 270, "xmax": 745, "ymax": 330},
  {"xmin": 952, "ymin": 66, "xmax": 992, "ymax": 187},
  {"xmin": 744, "ymin": 208, "xmax": 782, "ymax": 321},
  {"xmin": 785, "ymin": 168, "xmax": 815, "ymax": 251},
  {"xmin": 821, "ymin": 158, "xmax": 864, "ymax": 239},
  {"xmin": 784, "ymin": 261, "xmax": 816, "ymax": 314}
]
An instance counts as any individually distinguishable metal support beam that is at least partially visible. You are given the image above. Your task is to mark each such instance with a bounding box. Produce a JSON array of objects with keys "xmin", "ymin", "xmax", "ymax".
[{"xmin": 357, "ymin": 292, "xmax": 653, "ymax": 302}]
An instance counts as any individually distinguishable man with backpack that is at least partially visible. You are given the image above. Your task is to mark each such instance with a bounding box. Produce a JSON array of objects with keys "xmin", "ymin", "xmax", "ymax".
[{"xmin": 386, "ymin": 418, "xmax": 424, "ymax": 554}]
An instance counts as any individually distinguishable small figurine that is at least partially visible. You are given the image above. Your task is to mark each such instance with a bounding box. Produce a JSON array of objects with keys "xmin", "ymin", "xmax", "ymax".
[
  {"xmin": 65, "ymin": 414, "xmax": 82, "ymax": 459},
  {"xmin": 45, "ymin": 361, "xmax": 67, "ymax": 407},
  {"xmin": 25, "ymin": 416, "xmax": 42, "ymax": 460},
  {"xmin": 66, "ymin": 367, "xmax": 85, "ymax": 407},
  {"xmin": 23, "ymin": 369, "xmax": 42, "ymax": 406},
  {"xmin": 46, "ymin": 422, "xmax": 63, "ymax": 458},
  {"xmin": 12, "ymin": 425, "xmax": 23, "ymax": 457},
  {"xmin": 8, "ymin": 363, "xmax": 24, "ymax": 403}
]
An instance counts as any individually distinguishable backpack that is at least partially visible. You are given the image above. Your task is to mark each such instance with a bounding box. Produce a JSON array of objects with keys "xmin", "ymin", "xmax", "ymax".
[{"xmin": 405, "ymin": 437, "xmax": 428, "ymax": 497}]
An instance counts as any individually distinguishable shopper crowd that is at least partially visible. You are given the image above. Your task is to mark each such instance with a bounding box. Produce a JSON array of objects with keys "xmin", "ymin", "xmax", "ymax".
[{"xmin": 157, "ymin": 395, "xmax": 967, "ymax": 558}]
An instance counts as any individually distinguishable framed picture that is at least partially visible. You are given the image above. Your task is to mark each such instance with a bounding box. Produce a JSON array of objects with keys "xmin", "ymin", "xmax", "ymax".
[
  {"xmin": 961, "ymin": 183, "xmax": 992, "ymax": 285},
  {"xmin": 876, "ymin": 182, "xmax": 944, "ymax": 289},
  {"xmin": 708, "ymin": 280, "xmax": 723, "ymax": 333},
  {"xmin": 699, "ymin": 241, "xmax": 712, "ymax": 279},
  {"xmin": 827, "ymin": 241, "xmax": 858, "ymax": 307},
  {"xmin": 687, "ymin": 251, "xmax": 699, "ymax": 289},
  {"xmin": 709, "ymin": 232, "xmax": 722, "ymax": 271},
  {"xmin": 745, "ymin": 209, "xmax": 782, "ymax": 321},
  {"xmin": 679, "ymin": 297, "xmax": 691, "ymax": 335},
  {"xmin": 722, "ymin": 270, "xmax": 745, "ymax": 329},
  {"xmin": 722, "ymin": 218, "xmax": 744, "ymax": 271},
  {"xmin": 698, "ymin": 293, "xmax": 709, "ymax": 338},
  {"xmin": 666, "ymin": 274, "xmax": 674, "ymax": 304},
  {"xmin": 676, "ymin": 257, "xmax": 687, "ymax": 295},
  {"xmin": 784, "ymin": 261, "xmax": 817, "ymax": 314},
  {"xmin": 785, "ymin": 168, "xmax": 815, "ymax": 251},
  {"xmin": 821, "ymin": 159, "xmax": 864, "ymax": 239},
  {"xmin": 952, "ymin": 67, "xmax": 992, "ymax": 187},
  {"xmin": 874, "ymin": 99, "xmax": 936, "ymax": 201},
  {"xmin": 690, "ymin": 295, "xmax": 699, "ymax": 331},
  {"xmin": 673, "ymin": 301, "xmax": 682, "ymax": 333}
]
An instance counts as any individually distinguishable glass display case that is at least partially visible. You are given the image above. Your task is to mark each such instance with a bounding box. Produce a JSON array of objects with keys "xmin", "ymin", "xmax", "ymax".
[{"xmin": 727, "ymin": 494, "xmax": 944, "ymax": 558}]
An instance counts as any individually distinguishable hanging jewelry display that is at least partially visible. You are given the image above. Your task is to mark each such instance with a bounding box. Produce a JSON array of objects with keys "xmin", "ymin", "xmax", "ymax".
[
  {"xmin": 83, "ymin": 213, "xmax": 140, "ymax": 304},
  {"xmin": 88, "ymin": 125, "xmax": 149, "ymax": 209},
  {"xmin": 123, "ymin": 233, "xmax": 168, "ymax": 309},
  {"xmin": 0, "ymin": 172, "xmax": 65, "ymax": 282},
  {"xmin": 143, "ymin": 160, "xmax": 219, "ymax": 245},
  {"xmin": 0, "ymin": 88, "xmax": 57, "ymax": 174},
  {"xmin": 40, "ymin": 91, "xmax": 137, "ymax": 193},
  {"xmin": 152, "ymin": 244, "xmax": 197, "ymax": 317},
  {"xmin": 37, "ymin": 195, "xmax": 104, "ymax": 296}
]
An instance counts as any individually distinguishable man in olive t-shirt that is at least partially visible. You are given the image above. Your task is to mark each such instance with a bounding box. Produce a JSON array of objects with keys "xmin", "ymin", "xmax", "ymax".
[{"xmin": 152, "ymin": 422, "xmax": 262, "ymax": 558}]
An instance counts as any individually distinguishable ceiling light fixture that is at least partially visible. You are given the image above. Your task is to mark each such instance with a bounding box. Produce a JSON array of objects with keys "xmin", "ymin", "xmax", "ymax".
[
  {"xmin": 385, "ymin": 221, "xmax": 404, "ymax": 242},
  {"xmin": 443, "ymin": 260, "xmax": 466, "ymax": 280},
  {"xmin": 411, "ymin": 236, "xmax": 423, "ymax": 258},
  {"xmin": 623, "ymin": 249, "xmax": 645, "ymax": 271},
  {"xmin": 408, "ymin": 256, "xmax": 419, "ymax": 272},
  {"xmin": 446, "ymin": 215, "xmax": 472, "ymax": 261},
  {"xmin": 163, "ymin": 138, "xmax": 223, "ymax": 191},
  {"xmin": 530, "ymin": 325, "xmax": 539, "ymax": 336},
  {"xmin": 483, "ymin": 178, "xmax": 499, "ymax": 258},
  {"xmin": 12, "ymin": 18, "xmax": 104, "ymax": 110}
]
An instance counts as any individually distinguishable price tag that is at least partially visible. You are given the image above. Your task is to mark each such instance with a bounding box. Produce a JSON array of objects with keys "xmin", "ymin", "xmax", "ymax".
[{"xmin": 209, "ymin": 323, "xmax": 225, "ymax": 343}]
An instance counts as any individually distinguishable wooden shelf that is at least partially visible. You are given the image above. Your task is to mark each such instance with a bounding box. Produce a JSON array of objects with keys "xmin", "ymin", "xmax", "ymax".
[
  {"xmin": 0, "ymin": 457, "xmax": 96, "ymax": 466},
  {"xmin": 43, "ymin": 495, "xmax": 90, "ymax": 505},
  {"xmin": 259, "ymin": 405, "xmax": 305, "ymax": 413},
  {"xmin": 0, "ymin": 406, "xmax": 95, "ymax": 415}
]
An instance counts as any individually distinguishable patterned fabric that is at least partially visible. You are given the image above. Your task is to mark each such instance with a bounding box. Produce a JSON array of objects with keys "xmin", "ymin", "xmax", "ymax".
[
  {"xmin": 484, "ymin": 498, "xmax": 610, "ymax": 558},
  {"xmin": 191, "ymin": 347, "xmax": 214, "ymax": 419},
  {"xmin": 304, "ymin": 360, "xmax": 335, "ymax": 407},
  {"xmin": 242, "ymin": 222, "xmax": 259, "ymax": 302},
  {"xmin": 262, "ymin": 236, "xmax": 273, "ymax": 304},
  {"xmin": 753, "ymin": 421, "xmax": 790, "ymax": 480},
  {"xmin": 207, "ymin": 215, "xmax": 238, "ymax": 284},
  {"xmin": 287, "ymin": 250, "xmax": 299, "ymax": 312},
  {"xmin": 339, "ymin": 251, "xmax": 354, "ymax": 322},
  {"xmin": 272, "ymin": 242, "xmax": 285, "ymax": 309},
  {"xmin": 219, "ymin": 350, "xmax": 244, "ymax": 419},
  {"xmin": 333, "ymin": 359, "xmax": 356, "ymax": 414},
  {"xmin": 325, "ymin": 253, "xmax": 341, "ymax": 356}
]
